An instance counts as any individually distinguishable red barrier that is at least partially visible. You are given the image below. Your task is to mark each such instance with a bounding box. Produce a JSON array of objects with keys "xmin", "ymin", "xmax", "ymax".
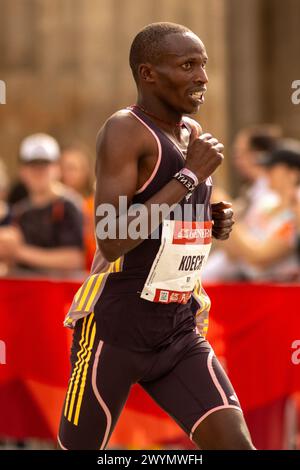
[
  {"xmin": 0, "ymin": 278, "xmax": 299, "ymax": 448},
  {"xmin": 207, "ymin": 283, "xmax": 300, "ymax": 407}
]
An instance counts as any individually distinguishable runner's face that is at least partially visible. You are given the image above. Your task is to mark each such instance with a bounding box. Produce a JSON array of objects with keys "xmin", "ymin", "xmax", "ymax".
[{"xmin": 152, "ymin": 33, "xmax": 208, "ymax": 114}]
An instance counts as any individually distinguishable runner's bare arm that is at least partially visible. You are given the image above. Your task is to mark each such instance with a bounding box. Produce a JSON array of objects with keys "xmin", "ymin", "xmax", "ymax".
[
  {"xmin": 95, "ymin": 112, "xmax": 223, "ymax": 262},
  {"xmin": 95, "ymin": 112, "xmax": 189, "ymax": 261}
]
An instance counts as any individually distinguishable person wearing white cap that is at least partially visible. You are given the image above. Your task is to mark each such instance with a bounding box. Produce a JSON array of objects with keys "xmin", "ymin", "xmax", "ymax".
[
  {"xmin": 19, "ymin": 133, "xmax": 61, "ymax": 164},
  {"xmin": 0, "ymin": 133, "xmax": 84, "ymax": 272}
]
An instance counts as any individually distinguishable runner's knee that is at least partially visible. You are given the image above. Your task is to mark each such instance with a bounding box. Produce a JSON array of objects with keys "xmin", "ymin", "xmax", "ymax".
[{"xmin": 192, "ymin": 408, "xmax": 255, "ymax": 450}]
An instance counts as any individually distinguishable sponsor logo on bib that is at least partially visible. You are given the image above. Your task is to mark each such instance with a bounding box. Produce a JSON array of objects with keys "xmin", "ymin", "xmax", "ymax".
[{"xmin": 173, "ymin": 221, "xmax": 212, "ymax": 245}]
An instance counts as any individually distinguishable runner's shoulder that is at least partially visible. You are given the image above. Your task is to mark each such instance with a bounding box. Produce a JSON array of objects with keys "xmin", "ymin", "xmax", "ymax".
[{"xmin": 96, "ymin": 109, "xmax": 147, "ymax": 151}]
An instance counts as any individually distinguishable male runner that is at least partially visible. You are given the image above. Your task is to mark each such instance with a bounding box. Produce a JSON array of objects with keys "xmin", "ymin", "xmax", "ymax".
[{"xmin": 59, "ymin": 22, "xmax": 255, "ymax": 450}]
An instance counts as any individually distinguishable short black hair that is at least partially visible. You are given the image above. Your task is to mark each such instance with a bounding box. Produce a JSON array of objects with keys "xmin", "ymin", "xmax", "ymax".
[
  {"xmin": 258, "ymin": 141, "xmax": 300, "ymax": 170},
  {"xmin": 129, "ymin": 22, "xmax": 191, "ymax": 83},
  {"xmin": 241, "ymin": 125, "xmax": 282, "ymax": 152}
]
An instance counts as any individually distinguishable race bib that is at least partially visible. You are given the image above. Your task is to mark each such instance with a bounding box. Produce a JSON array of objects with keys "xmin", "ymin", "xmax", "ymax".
[{"xmin": 140, "ymin": 219, "xmax": 212, "ymax": 304}]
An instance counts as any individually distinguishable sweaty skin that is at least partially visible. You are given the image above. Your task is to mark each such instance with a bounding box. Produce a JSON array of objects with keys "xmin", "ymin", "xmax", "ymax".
[
  {"xmin": 95, "ymin": 32, "xmax": 231, "ymax": 262},
  {"xmin": 94, "ymin": 30, "xmax": 253, "ymax": 449}
]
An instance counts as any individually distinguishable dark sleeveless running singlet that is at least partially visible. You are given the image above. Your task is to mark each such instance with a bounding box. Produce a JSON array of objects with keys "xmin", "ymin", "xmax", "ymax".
[
  {"xmin": 64, "ymin": 107, "xmax": 212, "ymax": 351},
  {"xmin": 58, "ymin": 108, "xmax": 243, "ymax": 450}
]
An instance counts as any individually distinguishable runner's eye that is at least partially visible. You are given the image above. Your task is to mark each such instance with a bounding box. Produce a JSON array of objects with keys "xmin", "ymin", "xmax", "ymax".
[{"xmin": 182, "ymin": 62, "xmax": 193, "ymax": 71}]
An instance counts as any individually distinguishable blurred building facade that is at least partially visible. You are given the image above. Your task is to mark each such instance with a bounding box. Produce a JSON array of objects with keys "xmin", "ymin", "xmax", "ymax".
[{"xmin": 0, "ymin": 0, "xmax": 299, "ymax": 191}]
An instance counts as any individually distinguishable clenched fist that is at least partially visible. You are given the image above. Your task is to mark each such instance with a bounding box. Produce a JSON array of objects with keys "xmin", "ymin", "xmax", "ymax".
[
  {"xmin": 185, "ymin": 128, "xmax": 224, "ymax": 183},
  {"xmin": 211, "ymin": 201, "xmax": 234, "ymax": 240}
]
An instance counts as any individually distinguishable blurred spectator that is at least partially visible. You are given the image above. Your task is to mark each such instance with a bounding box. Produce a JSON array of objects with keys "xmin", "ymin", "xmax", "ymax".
[
  {"xmin": 205, "ymin": 125, "xmax": 283, "ymax": 281},
  {"xmin": 231, "ymin": 124, "xmax": 282, "ymax": 214},
  {"xmin": 83, "ymin": 194, "xmax": 97, "ymax": 270},
  {"xmin": 0, "ymin": 160, "xmax": 10, "ymax": 226},
  {"xmin": 213, "ymin": 124, "xmax": 281, "ymax": 203},
  {"xmin": 61, "ymin": 143, "xmax": 96, "ymax": 270},
  {"xmin": 0, "ymin": 160, "xmax": 11, "ymax": 275},
  {"xmin": 7, "ymin": 147, "xmax": 84, "ymax": 209},
  {"xmin": 7, "ymin": 181, "xmax": 28, "ymax": 206},
  {"xmin": 205, "ymin": 142, "xmax": 300, "ymax": 281},
  {"xmin": 296, "ymin": 199, "xmax": 300, "ymax": 264},
  {"xmin": 0, "ymin": 134, "xmax": 84, "ymax": 273},
  {"xmin": 60, "ymin": 143, "xmax": 94, "ymax": 197}
]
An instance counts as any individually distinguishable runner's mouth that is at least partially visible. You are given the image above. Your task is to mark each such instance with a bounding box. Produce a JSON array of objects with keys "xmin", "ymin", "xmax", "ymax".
[{"xmin": 189, "ymin": 91, "xmax": 205, "ymax": 104}]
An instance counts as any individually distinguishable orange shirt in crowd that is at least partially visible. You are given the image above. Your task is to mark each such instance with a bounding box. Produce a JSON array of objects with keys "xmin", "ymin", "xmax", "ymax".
[{"xmin": 83, "ymin": 195, "xmax": 96, "ymax": 271}]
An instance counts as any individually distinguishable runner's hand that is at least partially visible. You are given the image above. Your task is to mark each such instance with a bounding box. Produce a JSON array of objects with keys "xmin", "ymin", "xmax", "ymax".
[
  {"xmin": 211, "ymin": 201, "xmax": 234, "ymax": 240},
  {"xmin": 185, "ymin": 127, "xmax": 224, "ymax": 183}
]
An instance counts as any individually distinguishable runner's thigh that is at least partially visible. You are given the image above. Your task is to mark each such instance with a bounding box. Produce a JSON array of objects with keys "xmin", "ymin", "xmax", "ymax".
[
  {"xmin": 58, "ymin": 313, "xmax": 141, "ymax": 449},
  {"xmin": 140, "ymin": 337, "xmax": 242, "ymax": 440}
]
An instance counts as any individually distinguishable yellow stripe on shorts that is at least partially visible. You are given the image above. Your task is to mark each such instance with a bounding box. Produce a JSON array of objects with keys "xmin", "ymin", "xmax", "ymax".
[
  {"xmin": 76, "ymin": 275, "xmax": 97, "ymax": 311},
  {"xmin": 64, "ymin": 316, "xmax": 88, "ymax": 417},
  {"xmin": 65, "ymin": 313, "xmax": 95, "ymax": 422},
  {"xmin": 84, "ymin": 273, "xmax": 106, "ymax": 312},
  {"xmin": 73, "ymin": 321, "xmax": 96, "ymax": 425}
]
